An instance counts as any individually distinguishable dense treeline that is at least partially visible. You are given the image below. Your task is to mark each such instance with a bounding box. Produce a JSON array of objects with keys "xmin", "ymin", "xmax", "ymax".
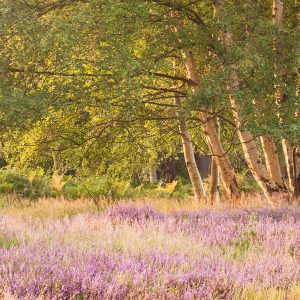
[{"xmin": 0, "ymin": 0, "xmax": 299, "ymax": 205}]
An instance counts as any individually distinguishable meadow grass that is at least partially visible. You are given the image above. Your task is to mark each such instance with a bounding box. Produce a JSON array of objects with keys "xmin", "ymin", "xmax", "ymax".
[
  {"xmin": 0, "ymin": 195, "xmax": 299, "ymax": 299},
  {"xmin": 0, "ymin": 195, "xmax": 202, "ymax": 219},
  {"xmin": 0, "ymin": 191, "xmax": 274, "ymax": 219},
  {"xmin": 234, "ymin": 286, "xmax": 300, "ymax": 300}
]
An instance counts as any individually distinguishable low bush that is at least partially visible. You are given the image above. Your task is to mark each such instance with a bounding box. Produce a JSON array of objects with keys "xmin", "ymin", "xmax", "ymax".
[
  {"xmin": 0, "ymin": 169, "xmax": 53, "ymax": 198},
  {"xmin": 0, "ymin": 169, "xmax": 262, "ymax": 201},
  {"xmin": 0, "ymin": 169, "xmax": 193, "ymax": 201}
]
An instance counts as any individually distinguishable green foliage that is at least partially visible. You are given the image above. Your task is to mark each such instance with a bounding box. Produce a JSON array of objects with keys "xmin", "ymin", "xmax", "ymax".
[
  {"xmin": 232, "ymin": 214, "xmax": 258, "ymax": 260},
  {"xmin": 0, "ymin": 169, "xmax": 28, "ymax": 194},
  {"xmin": 63, "ymin": 176, "xmax": 193, "ymax": 200},
  {"xmin": 0, "ymin": 235, "xmax": 18, "ymax": 249},
  {"xmin": 236, "ymin": 171, "xmax": 260, "ymax": 193},
  {"xmin": 0, "ymin": 169, "xmax": 193, "ymax": 201},
  {"xmin": 0, "ymin": 169, "xmax": 53, "ymax": 199},
  {"xmin": 63, "ymin": 177, "xmax": 134, "ymax": 200},
  {"xmin": 0, "ymin": 0, "xmax": 298, "ymax": 198}
]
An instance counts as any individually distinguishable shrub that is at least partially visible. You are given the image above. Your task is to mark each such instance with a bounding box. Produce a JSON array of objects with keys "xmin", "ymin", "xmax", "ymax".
[
  {"xmin": 0, "ymin": 169, "xmax": 194, "ymax": 201},
  {"xmin": 236, "ymin": 171, "xmax": 260, "ymax": 193},
  {"xmin": 0, "ymin": 169, "xmax": 53, "ymax": 199},
  {"xmin": 0, "ymin": 169, "xmax": 29, "ymax": 194}
]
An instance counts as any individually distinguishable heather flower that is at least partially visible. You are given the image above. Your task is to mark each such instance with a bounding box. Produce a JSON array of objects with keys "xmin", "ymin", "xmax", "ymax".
[
  {"xmin": 107, "ymin": 204, "xmax": 165, "ymax": 223},
  {"xmin": 0, "ymin": 205, "xmax": 300, "ymax": 299}
]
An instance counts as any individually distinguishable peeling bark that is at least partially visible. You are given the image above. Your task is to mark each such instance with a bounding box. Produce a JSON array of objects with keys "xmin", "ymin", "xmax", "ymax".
[
  {"xmin": 210, "ymin": 155, "xmax": 221, "ymax": 206},
  {"xmin": 282, "ymin": 140, "xmax": 300, "ymax": 196},
  {"xmin": 182, "ymin": 50, "xmax": 241, "ymax": 201},
  {"xmin": 260, "ymin": 135, "xmax": 286, "ymax": 190},
  {"xmin": 208, "ymin": 117, "xmax": 221, "ymax": 206},
  {"xmin": 272, "ymin": 0, "xmax": 297, "ymax": 198},
  {"xmin": 175, "ymin": 95, "xmax": 207, "ymax": 203},
  {"xmin": 222, "ymin": 32, "xmax": 284, "ymax": 205}
]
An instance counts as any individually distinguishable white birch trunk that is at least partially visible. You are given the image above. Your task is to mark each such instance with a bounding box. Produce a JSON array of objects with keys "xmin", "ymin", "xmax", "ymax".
[
  {"xmin": 175, "ymin": 95, "xmax": 207, "ymax": 203},
  {"xmin": 182, "ymin": 50, "xmax": 241, "ymax": 201}
]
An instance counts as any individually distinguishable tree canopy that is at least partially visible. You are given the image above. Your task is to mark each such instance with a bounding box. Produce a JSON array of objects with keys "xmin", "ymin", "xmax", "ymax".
[{"xmin": 0, "ymin": 0, "xmax": 299, "ymax": 204}]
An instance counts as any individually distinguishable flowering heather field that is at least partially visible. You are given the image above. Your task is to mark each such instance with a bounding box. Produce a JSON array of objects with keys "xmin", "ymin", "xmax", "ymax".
[{"xmin": 1, "ymin": 203, "xmax": 300, "ymax": 299}]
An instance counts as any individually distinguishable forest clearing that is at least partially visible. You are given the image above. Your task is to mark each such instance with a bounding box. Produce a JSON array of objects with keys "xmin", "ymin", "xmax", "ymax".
[{"xmin": 0, "ymin": 0, "xmax": 299, "ymax": 299}]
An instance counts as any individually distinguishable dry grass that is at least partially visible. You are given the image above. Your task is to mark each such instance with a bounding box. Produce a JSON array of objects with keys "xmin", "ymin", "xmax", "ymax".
[
  {"xmin": 0, "ymin": 197, "xmax": 99, "ymax": 219},
  {"xmin": 0, "ymin": 196, "xmax": 200, "ymax": 219},
  {"xmin": 234, "ymin": 286, "xmax": 300, "ymax": 300},
  {"xmin": 0, "ymin": 192, "xmax": 297, "ymax": 219}
]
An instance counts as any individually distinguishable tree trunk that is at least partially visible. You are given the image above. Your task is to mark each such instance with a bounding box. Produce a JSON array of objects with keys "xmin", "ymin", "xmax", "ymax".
[
  {"xmin": 272, "ymin": 0, "xmax": 284, "ymax": 107},
  {"xmin": 164, "ymin": 156, "xmax": 176, "ymax": 183},
  {"xmin": 222, "ymin": 32, "xmax": 285, "ymax": 204},
  {"xmin": 183, "ymin": 50, "xmax": 241, "ymax": 201},
  {"xmin": 210, "ymin": 157, "xmax": 220, "ymax": 205},
  {"xmin": 272, "ymin": 0, "xmax": 283, "ymax": 26},
  {"xmin": 194, "ymin": 153, "xmax": 210, "ymax": 177},
  {"xmin": 51, "ymin": 151, "xmax": 65, "ymax": 192},
  {"xmin": 293, "ymin": 147, "xmax": 300, "ymax": 197},
  {"xmin": 175, "ymin": 95, "xmax": 207, "ymax": 203},
  {"xmin": 209, "ymin": 118, "xmax": 221, "ymax": 206},
  {"xmin": 272, "ymin": 0, "xmax": 297, "ymax": 197},
  {"xmin": 260, "ymin": 135, "xmax": 286, "ymax": 189},
  {"xmin": 282, "ymin": 140, "xmax": 300, "ymax": 196},
  {"xmin": 149, "ymin": 166, "xmax": 158, "ymax": 183}
]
